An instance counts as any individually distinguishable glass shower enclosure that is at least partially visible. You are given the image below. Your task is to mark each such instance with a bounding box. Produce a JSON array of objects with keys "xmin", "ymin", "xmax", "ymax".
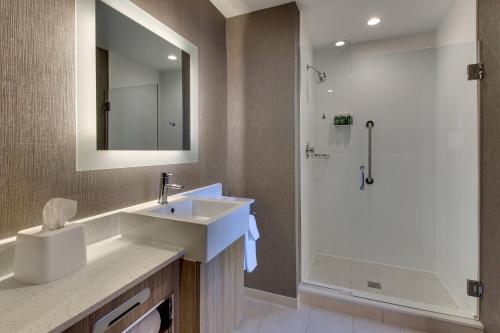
[{"xmin": 300, "ymin": 1, "xmax": 479, "ymax": 319}]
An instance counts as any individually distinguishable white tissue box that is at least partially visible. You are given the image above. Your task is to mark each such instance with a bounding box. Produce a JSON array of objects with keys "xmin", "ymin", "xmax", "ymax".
[{"xmin": 14, "ymin": 223, "xmax": 87, "ymax": 284}]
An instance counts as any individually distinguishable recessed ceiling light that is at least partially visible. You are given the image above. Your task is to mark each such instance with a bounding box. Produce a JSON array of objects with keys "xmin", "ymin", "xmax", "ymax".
[
  {"xmin": 328, "ymin": 89, "xmax": 334, "ymax": 93},
  {"xmin": 335, "ymin": 41, "xmax": 345, "ymax": 47},
  {"xmin": 167, "ymin": 55, "xmax": 177, "ymax": 61},
  {"xmin": 367, "ymin": 17, "xmax": 381, "ymax": 26}
]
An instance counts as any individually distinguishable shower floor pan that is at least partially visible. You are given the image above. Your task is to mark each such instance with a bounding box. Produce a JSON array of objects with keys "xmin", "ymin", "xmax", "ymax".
[{"xmin": 305, "ymin": 253, "xmax": 475, "ymax": 319}]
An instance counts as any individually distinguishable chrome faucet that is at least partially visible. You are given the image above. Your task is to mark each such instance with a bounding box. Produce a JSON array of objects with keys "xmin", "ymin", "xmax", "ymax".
[{"xmin": 158, "ymin": 172, "xmax": 183, "ymax": 204}]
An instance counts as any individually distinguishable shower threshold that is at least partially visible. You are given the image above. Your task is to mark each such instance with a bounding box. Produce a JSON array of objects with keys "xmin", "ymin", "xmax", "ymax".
[
  {"xmin": 298, "ymin": 283, "xmax": 483, "ymax": 331},
  {"xmin": 303, "ymin": 253, "xmax": 478, "ymax": 320}
]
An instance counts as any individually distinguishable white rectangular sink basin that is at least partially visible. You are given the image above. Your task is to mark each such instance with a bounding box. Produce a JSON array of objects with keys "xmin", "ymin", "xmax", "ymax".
[
  {"xmin": 119, "ymin": 196, "xmax": 253, "ymax": 262},
  {"xmin": 147, "ymin": 197, "xmax": 230, "ymax": 221}
]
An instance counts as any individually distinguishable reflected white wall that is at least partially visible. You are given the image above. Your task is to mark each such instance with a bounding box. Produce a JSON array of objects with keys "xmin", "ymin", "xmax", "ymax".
[
  {"xmin": 109, "ymin": 51, "xmax": 160, "ymax": 88},
  {"xmin": 107, "ymin": 53, "xmax": 185, "ymax": 151},
  {"xmin": 159, "ymin": 70, "xmax": 183, "ymax": 150},
  {"xmin": 108, "ymin": 51, "xmax": 159, "ymax": 149}
]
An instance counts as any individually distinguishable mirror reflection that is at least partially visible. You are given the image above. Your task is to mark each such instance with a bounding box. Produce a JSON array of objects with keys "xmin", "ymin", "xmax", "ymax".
[{"xmin": 95, "ymin": 0, "xmax": 190, "ymax": 150}]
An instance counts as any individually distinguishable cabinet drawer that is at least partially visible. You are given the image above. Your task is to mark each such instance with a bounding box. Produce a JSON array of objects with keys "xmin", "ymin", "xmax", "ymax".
[{"xmin": 65, "ymin": 260, "xmax": 179, "ymax": 333}]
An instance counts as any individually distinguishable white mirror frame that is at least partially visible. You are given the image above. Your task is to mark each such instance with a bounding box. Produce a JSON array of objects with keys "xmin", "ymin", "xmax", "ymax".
[{"xmin": 75, "ymin": 0, "xmax": 198, "ymax": 171}]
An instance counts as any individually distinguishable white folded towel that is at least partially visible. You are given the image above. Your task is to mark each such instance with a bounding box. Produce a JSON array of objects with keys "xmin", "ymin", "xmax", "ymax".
[
  {"xmin": 248, "ymin": 214, "xmax": 260, "ymax": 241},
  {"xmin": 244, "ymin": 214, "xmax": 259, "ymax": 272}
]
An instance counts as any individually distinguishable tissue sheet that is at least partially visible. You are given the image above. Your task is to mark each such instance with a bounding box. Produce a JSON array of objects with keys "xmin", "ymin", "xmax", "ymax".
[{"xmin": 42, "ymin": 198, "xmax": 77, "ymax": 231}]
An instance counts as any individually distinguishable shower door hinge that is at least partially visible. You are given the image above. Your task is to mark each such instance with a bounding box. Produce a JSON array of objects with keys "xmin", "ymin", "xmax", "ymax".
[
  {"xmin": 467, "ymin": 63, "xmax": 484, "ymax": 81},
  {"xmin": 103, "ymin": 101, "xmax": 111, "ymax": 112},
  {"xmin": 467, "ymin": 279, "xmax": 483, "ymax": 298}
]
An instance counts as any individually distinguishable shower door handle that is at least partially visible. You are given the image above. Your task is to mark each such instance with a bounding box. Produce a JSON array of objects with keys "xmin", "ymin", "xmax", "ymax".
[
  {"xmin": 360, "ymin": 166, "xmax": 365, "ymax": 191},
  {"xmin": 366, "ymin": 121, "xmax": 374, "ymax": 185}
]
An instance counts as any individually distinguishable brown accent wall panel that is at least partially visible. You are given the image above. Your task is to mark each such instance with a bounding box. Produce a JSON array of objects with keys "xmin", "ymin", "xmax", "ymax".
[
  {"xmin": 96, "ymin": 47, "xmax": 108, "ymax": 150},
  {"xmin": 0, "ymin": 0, "xmax": 227, "ymax": 238},
  {"xmin": 479, "ymin": 0, "xmax": 500, "ymax": 331},
  {"xmin": 182, "ymin": 50, "xmax": 191, "ymax": 150},
  {"xmin": 227, "ymin": 3, "xmax": 300, "ymax": 298}
]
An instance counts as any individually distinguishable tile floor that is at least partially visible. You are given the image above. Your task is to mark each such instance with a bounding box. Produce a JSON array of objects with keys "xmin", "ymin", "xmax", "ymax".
[
  {"xmin": 234, "ymin": 296, "xmax": 427, "ymax": 333},
  {"xmin": 307, "ymin": 254, "xmax": 458, "ymax": 310}
]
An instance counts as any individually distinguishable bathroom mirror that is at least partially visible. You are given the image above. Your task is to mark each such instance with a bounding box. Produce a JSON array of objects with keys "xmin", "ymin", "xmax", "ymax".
[
  {"xmin": 95, "ymin": 0, "xmax": 190, "ymax": 151},
  {"xmin": 76, "ymin": 0, "xmax": 198, "ymax": 170}
]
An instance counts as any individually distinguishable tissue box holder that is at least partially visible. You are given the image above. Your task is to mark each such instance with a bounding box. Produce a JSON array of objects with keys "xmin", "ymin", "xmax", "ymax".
[{"xmin": 14, "ymin": 223, "xmax": 87, "ymax": 284}]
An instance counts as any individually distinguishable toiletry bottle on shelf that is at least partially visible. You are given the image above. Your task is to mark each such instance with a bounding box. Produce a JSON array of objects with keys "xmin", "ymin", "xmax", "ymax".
[
  {"xmin": 334, "ymin": 115, "xmax": 340, "ymax": 126},
  {"xmin": 347, "ymin": 114, "xmax": 353, "ymax": 125}
]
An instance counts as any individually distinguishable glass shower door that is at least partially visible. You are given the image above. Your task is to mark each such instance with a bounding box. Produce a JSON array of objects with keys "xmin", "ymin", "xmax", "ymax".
[
  {"xmin": 300, "ymin": 0, "xmax": 479, "ymax": 322},
  {"xmin": 349, "ymin": 40, "xmax": 479, "ymax": 319}
]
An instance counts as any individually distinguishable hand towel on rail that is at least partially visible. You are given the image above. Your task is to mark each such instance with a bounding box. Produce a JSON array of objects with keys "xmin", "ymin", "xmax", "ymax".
[{"xmin": 244, "ymin": 214, "xmax": 259, "ymax": 272}]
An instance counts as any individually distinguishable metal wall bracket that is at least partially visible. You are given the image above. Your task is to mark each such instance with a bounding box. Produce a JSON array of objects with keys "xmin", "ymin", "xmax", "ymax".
[
  {"xmin": 305, "ymin": 142, "xmax": 315, "ymax": 159},
  {"xmin": 305, "ymin": 142, "xmax": 330, "ymax": 159},
  {"xmin": 467, "ymin": 279, "xmax": 483, "ymax": 298},
  {"xmin": 467, "ymin": 63, "xmax": 484, "ymax": 81}
]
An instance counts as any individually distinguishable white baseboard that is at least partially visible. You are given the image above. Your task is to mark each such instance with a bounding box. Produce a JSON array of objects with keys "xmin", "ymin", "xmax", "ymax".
[{"xmin": 244, "ymin": 287, "xmax": 298, "ymax": 309}]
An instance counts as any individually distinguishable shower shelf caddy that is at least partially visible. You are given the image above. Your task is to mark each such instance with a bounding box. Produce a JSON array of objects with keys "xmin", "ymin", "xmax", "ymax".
[{"xmin": 333, "ymin": 113, "xmax": 353, "ymax": 127}]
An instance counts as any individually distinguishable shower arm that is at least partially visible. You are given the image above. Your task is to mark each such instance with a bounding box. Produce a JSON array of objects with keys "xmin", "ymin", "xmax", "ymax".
[
  {"xmin": 307, "ymin": 65, "xmax": 321, "ymax": 76},
  {"xmin": 307, "ymin": 64, "xmax": 327, "ymax": 83}
]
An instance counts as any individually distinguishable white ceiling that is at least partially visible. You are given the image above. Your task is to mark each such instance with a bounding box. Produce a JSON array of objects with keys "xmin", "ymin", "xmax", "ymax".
[
  {"xmin": 209, "ymin": 0, "xmax": 291, "ymax": 18},
  {"xmin": 209, "ymin": 0, "xmax": 455, "ymax": 46}
]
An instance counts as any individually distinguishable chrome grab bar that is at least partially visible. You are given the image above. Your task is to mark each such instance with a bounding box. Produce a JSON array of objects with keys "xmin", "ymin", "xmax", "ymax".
[
  {"xmin": 360, "ymin": 166, "xmax": 366, "ymax": 190},
  {"xmin": 366, "ymin": 121, "xmax": 374, "ymax": 185}
]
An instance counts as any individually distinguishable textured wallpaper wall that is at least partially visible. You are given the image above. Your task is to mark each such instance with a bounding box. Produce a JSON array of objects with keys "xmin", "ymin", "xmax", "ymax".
[
  {"xmin": 0, "ymin": 0, "xmax": 227, "ymax": 238},
  {"xmin": 227, "ymin": 3, "xmax": 300, "ymax": 298},
  {"xmin": 479, "ymin": 0, "xmax": 500, "ymax": 330}
]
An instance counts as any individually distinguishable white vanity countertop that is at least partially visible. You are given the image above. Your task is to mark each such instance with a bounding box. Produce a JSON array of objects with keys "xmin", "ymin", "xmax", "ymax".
[
  {"xmin": 0, "ymin": 236, "xmax": 183, "ymax": 333},
  {"xmin": 0, "ymin": 183, "xmax": 250, "ymax": 331}
]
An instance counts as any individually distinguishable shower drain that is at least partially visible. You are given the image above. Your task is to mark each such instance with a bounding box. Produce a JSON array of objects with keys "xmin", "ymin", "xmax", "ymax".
[{"xmin": 367, "ymin": 281, "xmax": 382, "ymax": 290}]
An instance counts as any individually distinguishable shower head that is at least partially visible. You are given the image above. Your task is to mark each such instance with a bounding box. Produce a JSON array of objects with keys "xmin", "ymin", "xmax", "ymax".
[
  {"xmin": 307, "ymin": 65, "xmax": 327, "ymax": 83},
  {"xmin": 317, "ymin": 71, "xmax": 327, "ymax": 83}
]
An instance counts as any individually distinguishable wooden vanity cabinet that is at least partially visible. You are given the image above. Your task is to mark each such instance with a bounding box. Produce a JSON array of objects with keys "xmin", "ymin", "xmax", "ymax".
[
  {"xmin": 179, "ymin": 237, "xmax": 244, "ymax": 333},
  {"xmin": 64, "ymin": 237, "xmax": 244, "ymax": 333},
  {"xmin": 64, "ymin": 260, "xmax": 179, "ymax": 333}
]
